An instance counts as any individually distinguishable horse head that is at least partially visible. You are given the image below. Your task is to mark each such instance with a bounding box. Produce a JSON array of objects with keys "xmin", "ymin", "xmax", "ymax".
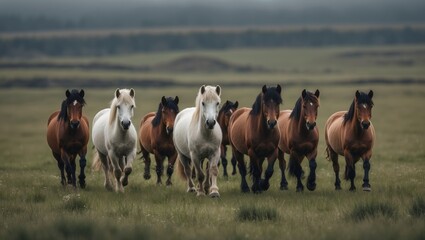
[
  {"xmin": 114, "ymin": 88, "xmax": 136, "ymax": 131},
  {"xmin": 63, "ymin": 89, "xmax": 85, "ymax": 129},
  {"xmin": 219, "ymin": 100, "xmax": 239, "ymax": 130},
  {"xmin": 301, "ymin": 89, "xmax": 320, "ymax": 131},
  {"xmin": 161, "ymin": 96, "xmax": 179, "ymax": 134},
  {"xmin": 355, "ymin": 90, "xmax": 374, "ymax": 130},
  {"xmin": 199, "ymin": 85, "xmax": 221, "ymax": 129},
  {"xmin": 261, "ymin": 84, "xmax": 282, "ymax": 129}
]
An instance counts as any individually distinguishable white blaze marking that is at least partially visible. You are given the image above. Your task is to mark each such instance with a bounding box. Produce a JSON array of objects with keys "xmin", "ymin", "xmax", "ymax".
[
  {"xmin": 362, "ymin": 104, "xmax": 367, "ymax": 109},
  {"xmin": 229, "ymin": 110, "xmax": 233, "ymax": 114},
  {"xmin": 73, "ymin": 100, "xmax": 78, "ymax": 106},
  {"xmin": 309, "ymin": 102, "xmax": 313, "ymax": 106}
]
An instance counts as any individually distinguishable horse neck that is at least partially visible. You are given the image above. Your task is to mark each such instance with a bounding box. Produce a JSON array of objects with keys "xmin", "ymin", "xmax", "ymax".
[
  {"xmin": 157, "ymin": 115, "xmax": 168, "ymax": 137},
  {"xmin": 252, "ymin": 105, "xmax": 269, "ymax": 134},
  {"xmin": 294, "ymin": 108, "xmax": 309, "ymax": 136},
  {"xmin": 349, "ymin": 107, "xmax": 363, "ymax": 137}
]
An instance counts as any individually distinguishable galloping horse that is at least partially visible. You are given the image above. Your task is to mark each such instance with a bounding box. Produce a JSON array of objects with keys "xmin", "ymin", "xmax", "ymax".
[
  {"xmin": 217, "ymin": 100, "xmax": 238, "ymax": 178},
  {"xmin": 325, "ymin": 90, "xmax": 375, "ymax": 191},
  {"xmin": 174, "ymin": 85, "xmax": 222, "ymax": 197},
  {"xmin": 92, "ymin": 88, "xmax": 137, "ymax": 192},
  {"xmin": 278, "ymin": 89, "xmax": 320, "ymax": 192},
  {"xmin": 47, "ymin": 89, "xmax": 89, "ymax": 188},
  {"xmin": 229, "ymin": 85, "xmax": 282, "ymax": 193},
  {"xmin": 139, "ymin": 96, "xmax": 179, "ymax": 186}
]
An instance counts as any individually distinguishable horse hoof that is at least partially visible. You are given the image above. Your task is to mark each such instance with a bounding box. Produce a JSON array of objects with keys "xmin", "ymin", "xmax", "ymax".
[
  {"xmin": 363, "ymin": 186, "xmax": 372, "ymax": 192},
  {"xmin": 335, "ymin": 185, "xmax": 342, "ymax": 191},
  {"xmin": 307, "ymin": 182, "xmax": 316, "ymax": 191},
  {"xmin": 280, "ymin": 185, "xmax": 288, "ymax": 190},
  {"xmin": 209, "ymin": 191, "xmax": 220, "ymax": 198},
  {"xmin": 143, "ymin": 174, "xmax": 151, "ymax": 180},
  {"xmin": 156, "ymin": 181, "xmax": 162, "ymax": 185},
  {"xmin": 166, "ymin": 181, "xmax": 172, "ymax": 186},
  {"xmin": 79, "ymin": 182, "xmax": 86, "ymax": 189},
  {"xmin": 196, "ymin": 191, "xmax": 206, "ymax": 197},
  {"xmin": 349, "ymin": 187, "xmax": 356, "ymax": 192},
  {"xmin": 296, "ymin": 187, "xmax": 304, "ymax": 192},
  {"xmin": 187, "ymin": 187, "xmax": 196, "ymax": 193}
]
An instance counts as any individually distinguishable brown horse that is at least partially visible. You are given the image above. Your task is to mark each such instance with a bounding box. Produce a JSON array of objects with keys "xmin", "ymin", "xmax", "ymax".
[
  {"xmin": 217, "ymin": 100, "xmax": 238, "ymax": 178},
  {"xmin": 46, "ymin": 89, "xmax": 89, "ymax": 188},
  {"xmin": 139, "ymin": 96, "xmax": 179, "ymax": 186},
  {"xmin": 325, "ymin": 90, "xmax": 375, "ymax": 191},
  {"xmin": 278, "ymin": 89, "xmax": 320, "ymax": 192},
  {"xmin": 229, "ymin": 85, "xmax": 282, "ymax": 193}
]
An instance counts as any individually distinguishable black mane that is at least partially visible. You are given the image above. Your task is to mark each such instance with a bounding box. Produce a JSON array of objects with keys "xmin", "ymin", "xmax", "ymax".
[
  {"xmin": 58, "ymin": 89, "xmax": 86, "ymax": 121},
  {"xmin": 251, "ymin": 86, "xmax": 282, "ymax": 115},
  {"xmin": 289, "ymin": 91, "xmax": 318, "ymax": 121},
  {"xmin": 219, "ymin": 100, "xmax": 235, "ymax": 114},
  {"xmin": 152, "ymin": 97, "xmax": 179, "ymax": 127},
  {"xmin": 343, "ymin": 91, "xmax": 374, "ymax": 124}
]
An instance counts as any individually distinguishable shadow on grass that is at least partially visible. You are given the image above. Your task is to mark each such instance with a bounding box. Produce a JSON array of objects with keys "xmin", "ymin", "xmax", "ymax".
[{"xmin": 348, "ymin": 201, "xmax": 397, "ymax": 222}]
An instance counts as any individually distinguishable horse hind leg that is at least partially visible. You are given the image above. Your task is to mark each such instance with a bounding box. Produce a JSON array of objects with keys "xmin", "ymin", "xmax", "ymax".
[
  {"xmin": 328, "ymin": 146, "xmax": 341, "ymax": 190},
  {"xmin": 121, "ymin": 152, "xmax": 135, "ymax": 187},
  {"xmin": 78, "ymin": 149, "xmax": 87, "ymax": 189},
  {"xmin": 141, "ymin": 148, "xmax": 152, "ymax": 180},
  {"xmin": 154, "ymin": 151, "xmax": 165, "ymax": 185},
  {"xmin": 220, "ymin": 145, "xmax": 229, "ymax": 179},
  {"xmin": 234, "ymin": 149, "xmax": 249, "ymax": 193},
  {"xmin": 98, "ymin": 153, "xmax": 114, "ymax": 191},
  {"xmin": 179, "ymin": 154, "xmax": 195, "ymax": 193},
  {"xmin": 362, "ymin": 158, "xmax": 372, "ymax": 191},
  {"xmin": 53, "ymin": 152, "xmax": 66, "ymax": 186},
  {"xmin": 192, "ymin": 155, "xmax": 206, "ymax": 196},
  {"xmin": 278, "ymin": 150, "xmax": 288, "ymax": 190},
  {"xmin": 165, "ymin": 153, "xmax": 177, "ymax": 186}
]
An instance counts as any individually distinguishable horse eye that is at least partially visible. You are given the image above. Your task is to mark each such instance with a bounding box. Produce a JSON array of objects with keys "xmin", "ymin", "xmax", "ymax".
[
  {"xmin": 131, "ymin": 105, "xmax": 134, "ymax": 109},
  {"xmin": 117, "ymin": 106, "xmax": 120, "ymax": 109},
  {"xmin": 216, "ymin": 103, "xmax": 219, "ymax": 106},
  {"xmin": 202, "ymin": 102, "xmax": 205, "ymax": 106}
]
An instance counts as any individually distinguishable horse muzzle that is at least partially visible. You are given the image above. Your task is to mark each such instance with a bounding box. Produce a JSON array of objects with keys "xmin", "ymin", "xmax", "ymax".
[
  {"xmin": 166, "ymin": 126, "xmax": 173, "ymax": 135},
  {"xmin": 121, "ymin": 120, "xmax": 131, "ymax": 130},
  {"xmin": 267, "ymin": 119, "xmax": 277, "ymax": 129},
  {"xmin": 306, "ymin": 121, "xmax": 316, "ymax": 131},
  {"xmin": 361, "ymin": 121, "xmax": 370, "ymax": 130},
  {"xmin": 206, "ymin": 119, "xmax": 216, "ymax": 129},
  {"xmin": 70, "ymin": 120, "xmax": 80, "ymax": 129}
]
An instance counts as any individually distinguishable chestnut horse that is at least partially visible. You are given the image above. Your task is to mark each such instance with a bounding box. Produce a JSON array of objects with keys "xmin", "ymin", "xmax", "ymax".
[
  {"xmin": 229, "ymin": 85, "xmax": 282, "ymax": 193},
  {"xmin": 325, "ymin": 90, "xmax": 375, "ymax": 191},
  {"xmin": 217, "ymin": 100, "xmax": 238, "ymax": 178},
  {"xmin": 278, "ymin": 89, "xmax": 320, "ymax": 192},
  {"xmin": 139, "ymin": 96, "xmax": 179, "ymax": 186},
  {"xmin": 47, "ymin": 89, "xmax": 89, "ymax": 188}
]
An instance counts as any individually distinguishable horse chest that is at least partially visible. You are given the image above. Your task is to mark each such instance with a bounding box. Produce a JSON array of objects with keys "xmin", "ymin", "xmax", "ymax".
[
  {"xmin": 291, "ymin": 141, "xmax": 315, "ymax": 155},
  {"xmin": 61, "ymin": 140, "xmax": 83, "ymax": 154},
  {"xmin": 253, "ymin": 142, "xmax": 277, "ymax": 157},
  {"xmin": 347, "ymin": 142, "xmax": 370, "ymax": 156}
]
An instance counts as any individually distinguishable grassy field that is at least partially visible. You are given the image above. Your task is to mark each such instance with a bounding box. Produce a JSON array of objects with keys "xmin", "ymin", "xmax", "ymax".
[{"xmin": 1, "ymin": 44, "xmax": 425, "ymax": 239}]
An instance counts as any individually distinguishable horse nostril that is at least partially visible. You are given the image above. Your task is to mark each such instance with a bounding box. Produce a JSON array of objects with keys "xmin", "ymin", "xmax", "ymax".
[
  {"xmin": 362, "ymin": 121, "xmax": 370, "ymax": 129},
  {"xmin": 70, "ymin": 120, "xmax": 80, "ymax": 128},
  {"xmin": 268, "ymin": 120, "xmax": 277, "ymax": 128},
  {"xmin": 206, "ymin": 120, "xmax": 216, "ymax": 129}
]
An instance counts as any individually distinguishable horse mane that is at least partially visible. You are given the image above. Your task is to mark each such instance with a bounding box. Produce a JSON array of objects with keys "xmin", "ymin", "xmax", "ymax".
[
  {"xmin": 219, "ymin": 101, "xmax": 234, "ymax": 115},
  {"xmin": 251, "ymin": 86, "xmax": 282, "ymax": 115},
  {"xmin": 152, "ymin": 97, "xmax": 179, "ymax": 127},
  {"xmin": 343, "ymin": 91, "xmax": 374, "ymax": 124},
  {"xmin": 193, "ymin": 86, "xmax": 220, "ymax": 122},
  {"xmin": 289, "ymin": 91, "xmax": 319, "ymax": 121},
  {"xmin": 109, "ymin": 89, "xmax": 135, "ymax": 125},
  {"xmin": 58, "ymin": 89, "xmax": 86, "ymax": 121}
]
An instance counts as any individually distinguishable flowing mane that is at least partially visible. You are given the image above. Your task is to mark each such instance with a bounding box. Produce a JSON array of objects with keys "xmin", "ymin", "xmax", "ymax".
[
  {"xmin": 109, "ymin": 89, "xmax": 136, "ymax": 125},
  {"xmin": 290, "ymin": 91, "xmax": 319, "ymax": 121},
  {"xmin": 251, "ymin": 86, "xmax": 282, "ymax": 115},
  {"xmin": 219, "ymin": 101, "xmax": 234, "ymax": 115},
  {"xmin": 343, "ymin": 91, "xmax": 374, "ymax": 125},
  {"xmin": 58, "ymin": 89, "xmax": 86, "ymax": 121},
  {"xmin": 152, "ymin": 97, "xmax": 179, "ymax": 127}
]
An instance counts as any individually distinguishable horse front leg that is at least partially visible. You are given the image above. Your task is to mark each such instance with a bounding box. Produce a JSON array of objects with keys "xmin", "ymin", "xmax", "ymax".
[
  {"xmin": 208, "ymin": 150, "xmax": 221, "ymax": 198},
  {"xmin": 53, "ymin": 152, "xmax": 66, "ymax": 186},
  {"xmin": 327, "ymin": 146, "xmax": 341, "ymax": 190},
  {"xmin": 234, "ymin": 149, "xmax": 249, "ymax": 193},
  {"xmin": 261, "ymin": 149, "xmax": 277, "ymax": 191},
  {"xmin": 362, "ymin": 151, "xmax": 372, "ymax": 191},
  {"xmin": 344, "ymin": 149, "xmax": 357, "ymax": 191},
  {"xmin": 153, "ymin": 150, "xmax": 165, "ymax": 185},
  {"xmin": 191, "ymin": 152, "xmax": 205, "ymax": 197},
  {"xmin": 78, "ymin": 147, "xmax": 87, "ymax": 188},
  {"xmin": 289, "ymin": 151, "xmax": 303, "ymax": 192},
  {"xmin": 220, "ymin": 144, "xmax": 229, "ymax": 179},
  {"xmin": 165, "ymin": 152, "xmax": 177, "ymax": 186},
  {"xmin": 109, "ymin": 152, "xmax": 124, "ymax": 192},
  {"xmin": 121, "ymin": 151, "xmax": 135, "ymax": 187},
  {"xmin": 179, "ymin": 154, "xmax": 195, "ymax": 192},
  {"xmin": 61, "ymin": 149, "xmax": 76, "ymax": 188},
  {"xmin": 306, "ymin": 150, "xmax": 317, "ymax": 191},
  {"xmin": 248, "ymin": 149, "xmax": 262, "ymax": 194},
  {"xmin": 278, "ymin": 149, "xmax": 288, "ymax": 190},
  {"xmin": 141, "ymin": 148, "xmax": 151, "ymax": 180}
]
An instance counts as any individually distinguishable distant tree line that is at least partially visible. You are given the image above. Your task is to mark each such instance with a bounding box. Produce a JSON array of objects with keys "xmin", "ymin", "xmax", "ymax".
[{"xmin": 1, "ymin": 27, "xmax": 425, "ymax": 58}]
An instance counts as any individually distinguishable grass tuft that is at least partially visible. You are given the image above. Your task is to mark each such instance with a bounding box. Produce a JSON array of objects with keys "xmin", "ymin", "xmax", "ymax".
[
  {"xmin": 348, "ymin": 201, "xmax": 397, "ymax": 222},
  {"xmin": 409, "ymin": 196, "xmax": 425, "ymax": 218},
  {"xmin": 237, "ymin": 205, "xmax": 278, "ymax": 222},
  {"xmin": 62, "ymin": 195, "xmax": 88, "ymax": 212}
]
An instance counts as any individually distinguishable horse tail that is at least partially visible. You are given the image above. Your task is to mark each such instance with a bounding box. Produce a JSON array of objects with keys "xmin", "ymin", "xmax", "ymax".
[
  {"xmin": 176, "ymin": 155, "xmax": 187, "ymax": 180},
  {"xmin": 325, "ymin": 146, "xmax": 331, "ymax": 161},
  {"xmin": 91, "ymin": 149, "xmax": 102, "ymax": 171}
]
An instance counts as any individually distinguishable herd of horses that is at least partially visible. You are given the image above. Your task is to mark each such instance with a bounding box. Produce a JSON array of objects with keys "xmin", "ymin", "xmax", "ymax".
[{"xmin": 46, "ymin": 85, "xmax": 375, "ymax": 197}]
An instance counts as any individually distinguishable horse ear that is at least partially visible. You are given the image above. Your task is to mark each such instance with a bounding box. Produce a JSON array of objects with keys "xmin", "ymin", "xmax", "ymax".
[
  {"xmin": 129, "ymin": 88, "xmax": 135, "ymax": 98},
  {"xmin": 201, "ymin": 85, "xmax": 206, "ymax": 94},
  {"xmin": 216, "ymin": 85, "xmax": 221, "ymax": 96},
  {"xmin": 355, "ymin": 90, "xmax": 360, "ymax": 99},
  {"xmin": 66, "ymin": 89, "xmax": 70, "ymax": 98},
  {"xmin": 276, "ymin": 84, "xmax": 282, "ymax": 94},
  {"xmin": 161, "ymin": 96, "xmax": 167, "ymax": 106},
  {"xmin": 368, "ymin": 90, "xmax": 374, "ymax": 99},
  {"xmin": 302, "ymin": 89, "xmax": 307, "ymax": 99},
  {"xmin": 79, "ymin": 89, "xmax": 85, "ymax": 98},
  {"xmin": 262, "ymin": 85, "xmax": 267, "ymax": 94},
  {"xmin": 115, "ymin": 88, "xmax": 120, "ymax": 98},
  {"xmin": 234, "ymin": 101, "xmax": 239, "ymax": 109},
  {"xmin": 315, "ymin": 89, "xmax": 320, "ymax": 98},
  {"xmin": 174, "ymin": 96, "xmax": 179, "ymax": 105}
]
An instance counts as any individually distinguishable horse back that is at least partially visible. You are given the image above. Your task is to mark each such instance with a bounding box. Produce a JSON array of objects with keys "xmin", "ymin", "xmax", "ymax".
[{"xmin": 228, "ymin": 108, "xmax": 251, "ymax": 154}]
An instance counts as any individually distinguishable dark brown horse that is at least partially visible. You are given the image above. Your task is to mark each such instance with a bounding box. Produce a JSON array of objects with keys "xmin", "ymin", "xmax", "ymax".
[
  {"xmin": 325, "ymin": 90, "xmax": 375, "ymax": 191},
  {"xmin": 47, "ymin": 89, "xmax": 89, "ymax": 188},
  {"xmin": 139, "ymin": 96, "xmax": 179, "ymax": 186},
  {"xmin": 278, "ymin": 89, "xmax": 320, "ymax": 192},
  {"xmin": 217, "ymin": 100, "xmax": 238, "ymax": 178},
  {"xmin": 229, "ymin": 85, "xmax": 282, "ymax": 193}
]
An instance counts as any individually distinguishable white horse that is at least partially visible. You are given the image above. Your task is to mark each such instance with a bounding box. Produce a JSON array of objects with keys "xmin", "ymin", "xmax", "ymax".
[
  {"xmin": 173, "ymin": 85, "xmax": 222, "ymax": 197},
  {"xmin": 92, "ymin": 88, "xmax": 137, "ymax": 192}
]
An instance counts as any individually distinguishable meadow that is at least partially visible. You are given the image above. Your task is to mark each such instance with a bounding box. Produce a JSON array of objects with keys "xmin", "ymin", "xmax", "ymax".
[{"xmin": 0, "ymin": 45, "xmax": 425, "ymax": 239}]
